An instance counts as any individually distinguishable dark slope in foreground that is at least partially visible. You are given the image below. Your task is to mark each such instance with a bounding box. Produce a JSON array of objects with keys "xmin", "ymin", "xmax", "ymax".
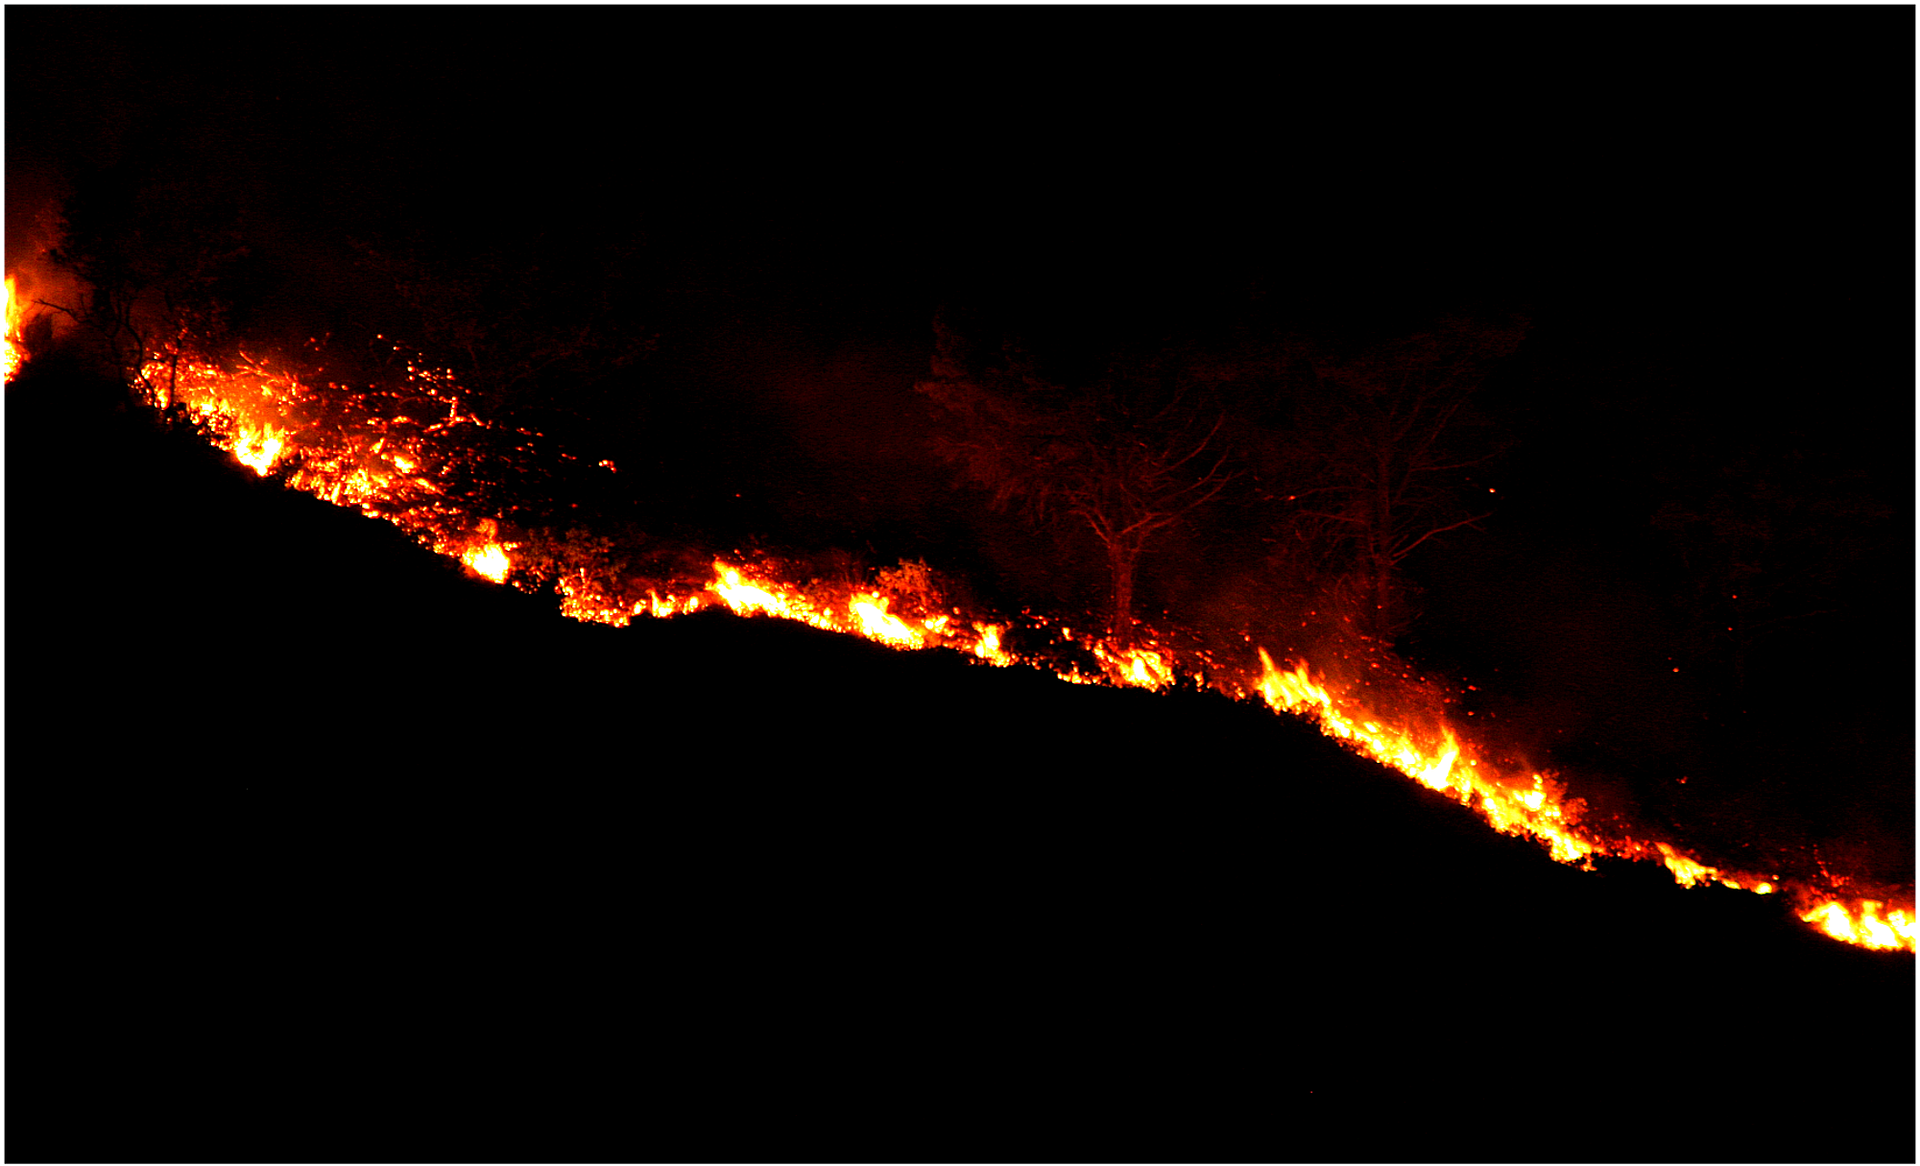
[{"xmin": 8, "ymin": 364, "xmax": 1912, "ymax": 1165}]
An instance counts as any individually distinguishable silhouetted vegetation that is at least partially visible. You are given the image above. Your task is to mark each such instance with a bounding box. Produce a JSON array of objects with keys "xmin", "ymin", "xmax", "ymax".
[
  {"xmin": 916, "ymin": 310, "xmax": 1529, "ymax": 650},
  {"xmin": 917, "ymin": 309, "xmax": 1239, "ymax": 644}
]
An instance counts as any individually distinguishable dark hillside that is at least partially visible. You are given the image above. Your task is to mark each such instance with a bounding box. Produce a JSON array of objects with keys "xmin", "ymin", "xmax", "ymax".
[{"xmin": 7, "ymin": 364, "xmax": 1912, "ymax": 1164}]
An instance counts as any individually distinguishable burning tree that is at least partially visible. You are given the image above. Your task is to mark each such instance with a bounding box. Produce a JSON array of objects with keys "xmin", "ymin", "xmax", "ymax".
[{"xmin": 917, "ymin": 313, "xmax": 1236, "ymax": 646}]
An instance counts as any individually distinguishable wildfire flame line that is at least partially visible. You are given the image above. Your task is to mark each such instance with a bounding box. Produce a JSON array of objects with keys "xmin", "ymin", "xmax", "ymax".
[
  {"xmin": 618, "ymin": 561, "xmax": 1914, "ymax": 953},
  {"xmin": 9, "ymin": 316, "xmax": 1907, "ymax": 954}
]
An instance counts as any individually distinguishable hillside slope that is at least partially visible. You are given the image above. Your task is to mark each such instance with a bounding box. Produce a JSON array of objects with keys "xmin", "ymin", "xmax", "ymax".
[{"xmin": 11, "ymin": 364, "xmax": 1904, "ymax": 1091}]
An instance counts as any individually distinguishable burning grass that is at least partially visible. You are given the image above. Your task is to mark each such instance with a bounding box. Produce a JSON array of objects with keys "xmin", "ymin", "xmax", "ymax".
[{"xmin": 7, "ymin": 311, "xmax": 1908, "ymax": 955}]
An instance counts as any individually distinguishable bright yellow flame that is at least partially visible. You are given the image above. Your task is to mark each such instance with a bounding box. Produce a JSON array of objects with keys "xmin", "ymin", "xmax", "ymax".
[
  {"xmin": 710, "ymin": 564, "xmax": 821, "ymax": 627},
  {"xmin": 232, "ymin": 422, "xmax": 286, "ymax": 476},
  {"xmin": 1799, "ymin": 900, "xmax": 1915, "ymax": 951},
  {"xmin": 851, "ymin": 594, "xmax": 924, "ymax": 648},
  {"xmin": 3, "ymin": 276, "xmax": 25, "ymax": 383},
  {"xmin": 1656, "ymin": 842, "xmax": 1721, "ymax": 889},
  {"xmin": 1093, "ymin": 643, "xmax": 1174, "ymax": 689},
  {"xmin": 973, "ymin": 623, "xmax": 1013, "ymax": 666},
  {"xmin": 461, "ymin": 542, "xmax": 511, "ymax": 583}
]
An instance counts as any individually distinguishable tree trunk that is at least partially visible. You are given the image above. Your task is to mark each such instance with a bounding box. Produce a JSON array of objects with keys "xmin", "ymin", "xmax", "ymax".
[
  {"xmin": 1370, "ymin": 554, "xmax": 1395, "ymax": 642},
  {"xmin": 1107, "ymin": 540, "xmax": 1141, "ymax": 646}
]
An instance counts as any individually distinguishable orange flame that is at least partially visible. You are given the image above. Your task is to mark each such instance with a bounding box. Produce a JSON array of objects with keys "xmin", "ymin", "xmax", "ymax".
[
  {"xmin": 704, "ymin": 561, "xmax": 1002, "ymax": 660},
  {"xmin": 1256, "ymin": 649, "xmax": 1598, "ymax": 865}
]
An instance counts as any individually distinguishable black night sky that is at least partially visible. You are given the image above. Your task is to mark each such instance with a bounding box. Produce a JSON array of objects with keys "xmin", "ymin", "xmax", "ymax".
[{"xmin": 7, "ymin": 7, "xmax": 1914, "ymax": 1164}]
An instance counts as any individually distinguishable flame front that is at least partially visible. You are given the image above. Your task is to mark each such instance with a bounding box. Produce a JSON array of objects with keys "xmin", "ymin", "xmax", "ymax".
[
  {"xmin": 705, "ymin": 562, "xmax": 1004, "ymax": 660},
  {"xmin": 128, "ymin": 347, "xmax": 514, "ymax": 595},
  {"xmin": 1799, "ymin": 899, "xmax": 1915, "ymax": 951},
  {"xmin": 1256, "ymin": 650, "xmax": 1598, "ymax": 866},
  {"xmin": 64, "ymin": 328, "xmax": 1909, "ymax": 955},
  {"xmin": 1247, "ymin": 650, "xmax": 1909, "ymax": 945}
]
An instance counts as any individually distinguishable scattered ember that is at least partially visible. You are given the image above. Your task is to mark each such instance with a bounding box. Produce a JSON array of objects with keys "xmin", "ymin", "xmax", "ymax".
[{"xmin": 129, "ymin": 345, "xmax": 511, "ymax": 584}]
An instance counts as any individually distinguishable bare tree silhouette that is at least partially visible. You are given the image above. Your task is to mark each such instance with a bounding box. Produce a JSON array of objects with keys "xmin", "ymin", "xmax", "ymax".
[{"xmin": 918, "ymin": 314, "xmax": 1236, "ymax": 645}]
